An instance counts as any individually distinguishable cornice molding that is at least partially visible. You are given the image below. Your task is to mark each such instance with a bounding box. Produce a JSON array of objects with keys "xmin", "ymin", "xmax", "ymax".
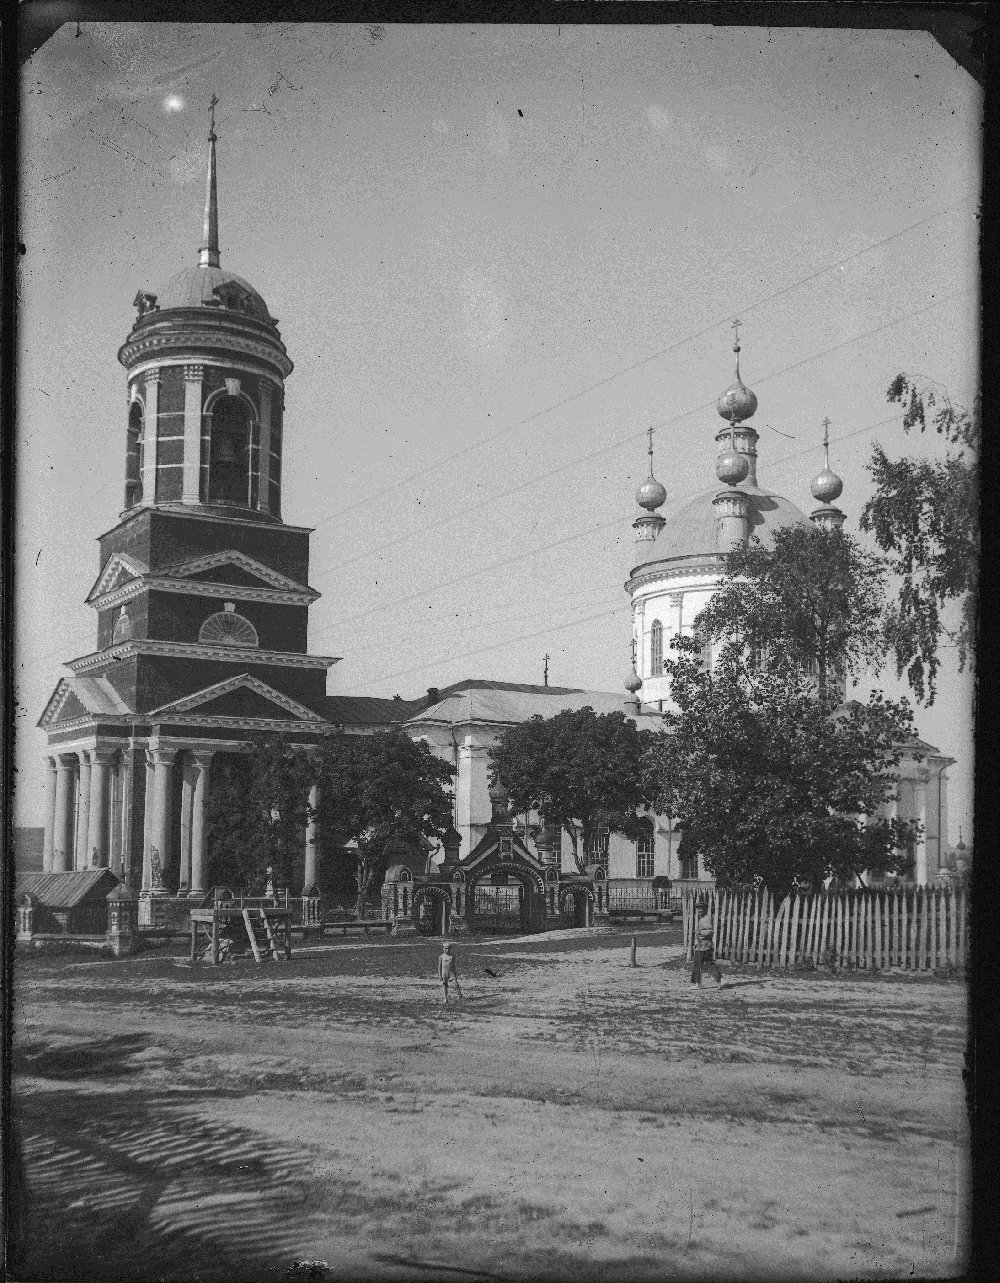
[
  {"xmin": 626, "ymin": 557, "xmax": 723, "ymax": 593},
  {"xmin": 65, "ymin": 639, "xmax": 340, "ymax": 674},
  {"xmin": 119, "ymin": 329, "xmax": 292, "ymax": 378},
  {"xmin": 153, "ymin": 714, "xmax": 336, "ymax": 733},
  {"xmin": 127, "ymin": 354, "xmax": 284, "ymax": 389},
  {"xmin": 97, "ymin": 505, "xmax": 314, "ymax": 543},
  {"xmin": 91, "ymin": 577, "xmax": 318, "ymax": 612}
]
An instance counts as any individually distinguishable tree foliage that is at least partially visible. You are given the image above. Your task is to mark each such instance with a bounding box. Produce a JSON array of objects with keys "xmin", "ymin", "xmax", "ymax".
[
  {"xmin": 489, "ymin": 707, "xmax": 657, "ymax": 871},
  {"xmin": 313, "ymin": 729, "xmax": 455, "ymax": 915},
  {"xmin": 206, "ymin": 730, "xmax": 455, "ymax": 912},
  {"xmin": 649, "ymin": 638, "xmax": 919, "ymax": 898},
  {"xmin": 860, "ymin": 374, "xmax": 979, "ymax": 703},
  {"xmin": 206, "ymin": 738, "xmax": 314, "ymax": 891},
  {"xmin": 696, "ymin": 524, "xmax": 888, "ymax": 694}
]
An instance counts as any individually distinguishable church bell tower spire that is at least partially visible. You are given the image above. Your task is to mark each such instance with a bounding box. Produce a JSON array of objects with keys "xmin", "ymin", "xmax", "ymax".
[{"xmin": 199, "ymin": 94, "xmax": 220, "ymax": 269}]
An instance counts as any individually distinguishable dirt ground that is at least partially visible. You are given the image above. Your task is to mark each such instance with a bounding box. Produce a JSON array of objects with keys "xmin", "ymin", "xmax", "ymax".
[{"xmin": 10, "ymin": 925, "xmax": 970, "ymax": 1282}]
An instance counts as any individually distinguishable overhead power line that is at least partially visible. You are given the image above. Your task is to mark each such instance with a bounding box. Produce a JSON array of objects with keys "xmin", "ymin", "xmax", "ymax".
[
  {"xmin": 312, "ymin": 286, "xmax": 966, "ymax": 583},
  {"xmin": 311, "ymin": 206, "xmax": 954, "ymax": 530},
  {"xmin": 320, "ymin": 288, "xmax": 965, "ymax": 619}
]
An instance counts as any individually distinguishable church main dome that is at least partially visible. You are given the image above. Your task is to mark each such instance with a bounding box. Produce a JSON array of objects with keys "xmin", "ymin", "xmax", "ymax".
[
  {"xmin": 156, "ymin": 264, "xmax": 274, "ymax": 323},
  {"xmin": 634, "ymin": 483, "xmax": 809, "ymax": 568}
]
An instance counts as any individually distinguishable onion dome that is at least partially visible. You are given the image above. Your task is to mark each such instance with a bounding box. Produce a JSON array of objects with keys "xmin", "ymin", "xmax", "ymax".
[
  {"xmin": 637, "ymin": 474, "xmax": 667, "ymax": 511},
  {"xmin": 488, "ymin": 777, "xmax": 509, "ymax": 806},
  {"xmin": 624, "ymin": 666, "xmax": 642, "ymax": 694},
  {"xmin": 636, "ymin": 426, "xmax": 666, "ymax": 511},
  {"xmin": 811, "ymin": 417, "xmax": 844, "ymax": 502},
  {"xmin": 716, "ymin": 442, "xmax": 750, "ymax": 485},
  {"xmin": 716, "ymin": 321, "xmax": 758, "ymax": 423}
]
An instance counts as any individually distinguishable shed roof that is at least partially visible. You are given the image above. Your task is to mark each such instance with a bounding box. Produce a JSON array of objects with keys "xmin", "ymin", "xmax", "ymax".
[{"xmin": 17, "ymin": 869, "xmax": 121, "ymax": 907}]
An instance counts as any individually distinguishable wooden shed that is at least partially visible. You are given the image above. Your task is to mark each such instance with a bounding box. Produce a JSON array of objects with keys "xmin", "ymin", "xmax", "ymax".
[{"xmin": 16, "ymin": 870, "xmax": 121, "ymax": 936}]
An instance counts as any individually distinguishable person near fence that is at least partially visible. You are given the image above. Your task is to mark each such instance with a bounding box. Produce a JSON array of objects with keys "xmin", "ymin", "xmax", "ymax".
[
  {"xmin": 691, "ymin": 906, "xmax": 724, "ymax": 989},
  {"xmin": 437, "ymin": 942, "xmax": 463, "ymax": 1004}
]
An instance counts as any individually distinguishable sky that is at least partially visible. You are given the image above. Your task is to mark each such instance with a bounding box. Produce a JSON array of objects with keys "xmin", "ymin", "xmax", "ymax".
[{"xmin": 15, "ymin": 21, "xmax": 980, "ymax": 842}]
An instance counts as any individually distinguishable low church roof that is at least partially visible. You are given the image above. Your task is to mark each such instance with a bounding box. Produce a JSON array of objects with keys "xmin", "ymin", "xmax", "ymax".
[
  {"xmin": 320, "ymin": 695, "xmax": 431, "ymax": 726},
  {"xmin": 407, "ymin": 681, "xmax": 662, "ymax": 729}
]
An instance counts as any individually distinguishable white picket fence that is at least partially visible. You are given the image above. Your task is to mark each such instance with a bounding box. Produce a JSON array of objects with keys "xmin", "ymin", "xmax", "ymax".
[{"xmin": 683, "ymin": 887, "xmax": 968, "ymax": 972}]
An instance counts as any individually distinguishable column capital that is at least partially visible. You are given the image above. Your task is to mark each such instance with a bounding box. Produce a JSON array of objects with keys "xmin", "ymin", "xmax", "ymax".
[
  {"xmin": 190, "ymin": 750, "xmax": 215, "ymax": 770},
  {"xmin": 144, "ymin": 367, "xmax": 161, "ymax": 385},
  {"xmin": 46, "ymin": 756, "xmax": 58, "ymax": 773},
  {"xmin": 149, "ymin": 747, "xmax": 179, "ymax": 767},
  {"xmin": 91, "ymin": 747, "xmax": 117, "ymax": 767},
  {"xmin": 76, "ymin": 747, "xmax": 93, "ymax": 765},
  {"xmin": 183, "ymin": 363, "xmax": 204, "ymax": 382}
]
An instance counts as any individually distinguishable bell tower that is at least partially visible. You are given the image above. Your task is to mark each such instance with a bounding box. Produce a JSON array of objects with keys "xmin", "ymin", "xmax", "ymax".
[{"xmin": 38, "ymin": 100, "xmax": 338, "ymax": 901}]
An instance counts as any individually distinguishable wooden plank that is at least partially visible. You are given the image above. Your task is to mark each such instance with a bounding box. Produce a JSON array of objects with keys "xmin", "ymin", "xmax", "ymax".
[
  {"xmin": 915, "ymin": 890, "xmax": 925, "ymax": 972},
  {"xmin": 808, "ymin": 893, "xmax": 819, "ymax": 965},
  {"xmin": 712, "ymin": 890, "xmax": 721, "ymax": 955},
  {"xmin": 787, "ymin": 894, "xmax": 801, "ymax": 968},
  {"xmin": 817, "ymin": 894, "xmax": 829, "ymax": 969},
  {"xmin": 728, "ymin": 892, "xmax": 738, "ymax": 960},
  {"xmin": 752, "ymin": 892, "xmax": 765, "ymax": 966},
  {"xmin": 242, "ymin": 908, "xmax": 262, "ymax": 963},
  {"xmin": 902, "ymin": 890, "xmax": 910, "ymax": 970},
  {"xmin": 872, "ymin": 893, "xmax": 881, "ymax": 971},
  {"xmin": 775, "ymin": 896, "xmax": 789, "ymax": 969},
  {"xmin": 949, "ymin": 889, "xmax": 958, "ymax": 970},
  {"xmin": 883, "ymin": 892, "xmax": 891, "ymax": 969}
]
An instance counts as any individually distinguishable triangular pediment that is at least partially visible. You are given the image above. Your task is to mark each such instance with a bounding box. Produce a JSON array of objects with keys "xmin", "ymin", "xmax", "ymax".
[
  {"xmin": 86, "ymin": 553, "xmax": 149, "ymax": 603},
  {"xmin": 146, "ymin": 674, "xmax": 326, "ymax": 722},
  {"xmin": 38, "ymin": 681, "xmax": 88, "ymax": 729},
  {"xmin": 157, "ymin": 550, "xmax": 313, "ymax": 594}
]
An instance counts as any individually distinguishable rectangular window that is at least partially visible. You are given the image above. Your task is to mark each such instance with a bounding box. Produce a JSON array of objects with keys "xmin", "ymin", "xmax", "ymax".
[
  {"xmin": 544, "ymin": 823, "xmax": 562, "ymax": 860},
  {"xmin": 584, "ymin": 825, "xmax": 610, "ymax": 862},
  {"xmin": 636, "ymin": 825, "xmax": 654, "ymax": 878},
  {"xmin": 650, "ymin": 619, "xmax": 663, "ymax": 677},
  {"xmin": 679, "ymin": 854, "xmax": 699, "ymax": 880}
]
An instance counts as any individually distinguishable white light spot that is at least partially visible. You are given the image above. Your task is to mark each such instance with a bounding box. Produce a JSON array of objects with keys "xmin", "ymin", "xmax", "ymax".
[{"xmin": 163, "ymin": 94, "xmax": 185, "ymax": 114}]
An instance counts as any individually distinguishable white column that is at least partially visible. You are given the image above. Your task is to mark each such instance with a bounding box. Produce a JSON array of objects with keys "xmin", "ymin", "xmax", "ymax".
[
  {"xmin": 258, "ymin": 379, "xmax": 273, "ymax": 514},
  {"xmin": 142, "ymin": 751, "xmax": 156, "ymax": 890},
  {"xmin": 75, "ymin": 750, "xmax": 92, "ymax": 869},
  {"xmin": 119, "ymin": 755, "xmax": 134, "ymax": 886},
  {"xmin": 87, "ymin": 748, "xmax": 114, "ymax": 866},
  {"xmin": 179, "ymin": 756, "xmax": 194, "ymax": 890},
  {"xmin": 303, "ymin": 782, "xmax": 320, "ymax": 891},
  {"xmin": 182, "ymin": 365, "xmax": 203, "ymax": 503},
  {"xmin": 189, "ymin": 752, "xmax": 212, "ymax": 896},
  {"xmin": 149, "ymin": 747, "xmax": 177, "ymax": 888},
  {"xmin": 43, "ymin": 757, "xmax": 57, "ymax": 871},
  {"xmin": 913, "ymin": 773, "xmax": 929, "ymax": 886},
  {"xmin": 109, "ymin": 759, "xmax": 122, "ymax": 875},
  {"xmin": 142, "ymin": 369, "xmax": 160, "ymax": 502},
  {"xmin": 52, "ymin": 756, "xmax": 74, "ymax": 872}
]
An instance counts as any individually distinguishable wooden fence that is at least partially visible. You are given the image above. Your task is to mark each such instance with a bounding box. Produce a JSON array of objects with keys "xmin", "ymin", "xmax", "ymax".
[{"xmin": 682, "ymin": 887, "xmax": 968, "ymax": 972}]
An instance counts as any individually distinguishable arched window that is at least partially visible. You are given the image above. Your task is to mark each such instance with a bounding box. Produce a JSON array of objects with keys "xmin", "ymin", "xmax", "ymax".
[
  {"xmin": 635, "ymin": 817, "xmax": 654, "ymax": 879},
  {"xmin": 584, "ymin": 824, "xmax": 610, "ymax": 862},
  {"xmin": 650, "ymin": 619, "xmax": 663, "ymax": 677},
  {"xmin": 695, "ymin": 625, "xmax": 712, "ymax": 671},
  {"xmin": 208, "ymin": 395, "xmax": 252, "ymax": 504},
  {"xmin": 198, "ymin": 607, "xmax": 259, "ymax": 648},
  {"xmin": 125, "ymin": 401, "xmax": 144, "ymax": 508}
]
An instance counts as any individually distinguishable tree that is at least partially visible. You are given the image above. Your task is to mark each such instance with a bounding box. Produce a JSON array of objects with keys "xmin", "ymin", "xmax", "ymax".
[
  {"xmin": 205, "ymin": 738, "xmax": 314, "ymax": 891},
  {"xmin": 860, "ymin": 374, "xmax": 979, "ymax": 704},
  {"xmin": 696, "ymin": 524, "xmax": 888, "ymax": 695},
  {"xmin": 314, "ymin": 729, "xmax": 455, "ymax": 916},
  {"xmin": 649, "ymin": 638, "xmax": 920, "ymax": 898},
  {"xmin": 489, "ymin": 707, "xmax": 657, "ymax": 871}
]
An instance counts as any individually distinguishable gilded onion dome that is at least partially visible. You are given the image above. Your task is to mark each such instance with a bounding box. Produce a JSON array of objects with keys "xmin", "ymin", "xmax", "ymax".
[
  {"xmin": 811, "ymin": 417, "xmax": 844, "ymax": 502},
  {"xmin": 716, "ymin": 324, "xmax": 758, "ymax": 424},
  {"xmin": 637, "ymin": 426, "xmax": 666, "ymax": 511},
  {"xmin": 624, "ymin": 666, "xmax": 643, "ymax": 694},
  {"xmin": 716, "ymin": 439, "xmax": 750, "ymax": 485}
]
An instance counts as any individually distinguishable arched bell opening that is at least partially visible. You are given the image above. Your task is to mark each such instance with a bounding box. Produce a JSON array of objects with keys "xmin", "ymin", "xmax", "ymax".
[
  {"xmin": 125, "ymin": 400, "xmax": 144, "ymax": 508},
  {"xmin": 207, "ymin": 394, "xmax": 253, "ymax": 505}
]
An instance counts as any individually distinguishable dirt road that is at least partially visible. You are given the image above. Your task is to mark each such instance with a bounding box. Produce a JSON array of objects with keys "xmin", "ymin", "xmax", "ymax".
[{"xmin": 11, "ymin": 928, "xmax": 970, "ymax": 1280}]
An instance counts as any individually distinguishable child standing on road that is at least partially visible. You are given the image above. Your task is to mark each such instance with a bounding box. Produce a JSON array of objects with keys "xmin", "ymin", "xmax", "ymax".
[
  {"xmin": 691, "ymin": 906, "xmax": 725, "ymax": 989},
  {"xmin": 437, "ymin": 942, "xmax": 463, "ymax": 1004}
]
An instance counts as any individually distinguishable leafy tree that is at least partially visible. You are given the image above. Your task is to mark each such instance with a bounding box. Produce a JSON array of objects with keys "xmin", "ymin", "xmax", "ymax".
[
  {"xmin": 696, "ymin": 524, "xmax": 888, "ymax": 694},
  {"xmin": 205, "ymin": 739, "xmax": 314, "ymax": 891},
  {"xmin": 489, "ymin": 707, "xmax": 657, "ymax": 871},
  {"xmin": 649, "ymin": 638, "xmax": 920, "ymax": 898},
  {"xmin": 313, "ymin": 729, "xmax": 455, "ymax": 916},
  {"xmin": 860, "ymin": 374, "xmax": 979, "ymax": 703}
]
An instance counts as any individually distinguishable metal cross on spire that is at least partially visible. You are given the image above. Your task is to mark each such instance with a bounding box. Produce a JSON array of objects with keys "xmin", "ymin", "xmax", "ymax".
[
  {"xmin": 647, "ymin": 425, "xmax": 655, "ymax": 475},
  {"xmin": 732, "ymin": 317, "xmax": 742, "ymax": 351},
  {"xmin": 543, "ymin": 653, "xmax": 550, "ymax": 687},
  {"xmin": 208, "ymin": 93, "xmax": 219, "ymax": 140},
  {"xmin": 822, "ymin": 416, "xmax": 832, "ymax": 467}
]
